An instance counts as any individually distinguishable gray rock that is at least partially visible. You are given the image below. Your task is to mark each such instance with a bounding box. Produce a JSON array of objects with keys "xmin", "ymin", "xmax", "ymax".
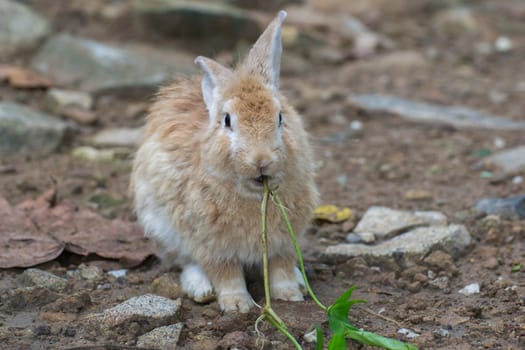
[
  {"xmin": 354, "ymin": 206, "xmax": 447, "ymax": 240},
  {"xmin": 428, "ymin": 276, "xmax": 450, "ymax": 290},
  {"xmin": 78, "ymin": 264, "xmax": 104, "ymax": 281},
  {"xmin": 458, "ymin": 283, "xmax": 480, "ymax": 295},
  {"xmin": 137, "ymin": 323, "xmax": 184, "ymax": 349},
  {"xmin": 475, "ymin": 195, "xmax": 525, "ymax": 220},
  {"xmin": 19, "ymin": 269, "xmax": 67, "ymax": 292},
  {"xmin": 0, "ymin": 101, "xmax": 69, "ymax": 155},
  {"xmin": 484, "ymin": 146, "xmax": 525, "ymax": 176},
  {"xmin": 90, "ymin": 127, "xmax": 143, "ymax": 148},
  {"xmin": 349, "ymin": 94, "xmax": 525, "ymax": 130},
  {"xmin": 0, "ymin": 286, "xmax": 60, "ymax": 311},
  {"xmin": 31, "ymin": 33, "xmax": 196, "ymax": 95},
  {"xmin": 0, "ymin": 0, "xmax": 51, "ymax": 58},
  {"xmin": 324, "ymin": 225, "xmax": 471, "ymax": 267},
  {"xmin": 86, "ymin": 294, "xmax": 181, "ymax": 336},
  {"xmin": 134, "ymin": 0, "xmax": 261, "ymax": 53}
]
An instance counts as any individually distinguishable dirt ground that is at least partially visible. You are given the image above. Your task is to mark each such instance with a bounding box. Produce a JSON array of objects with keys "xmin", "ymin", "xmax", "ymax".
[{"xmin": 1, "ymin": 0, "xmax": 524, "ymax": 349}]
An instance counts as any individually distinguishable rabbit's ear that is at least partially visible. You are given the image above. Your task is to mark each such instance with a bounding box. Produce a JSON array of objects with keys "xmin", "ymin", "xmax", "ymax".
[
  {"xmin": 195, "ymin": 56, "xmax": 232, "ymax": 114},
  {"xmin": 244, "ymin": 10, "xmax": 287, "ymax": 90}
]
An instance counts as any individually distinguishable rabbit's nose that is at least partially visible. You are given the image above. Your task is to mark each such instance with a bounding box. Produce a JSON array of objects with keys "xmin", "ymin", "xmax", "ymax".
[{"xmin": 250, "ymin": 154, "xmax": 274, "ymax": 174}]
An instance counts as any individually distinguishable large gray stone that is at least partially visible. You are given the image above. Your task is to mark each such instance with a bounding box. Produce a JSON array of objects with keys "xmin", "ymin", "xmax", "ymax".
[
  {"xmin": 134, "ymin": 0, "xmax": 261, "ymax": 53},
  {"xmin": 324, "ymin": 225, "xmax": 471, "ymax": 267},
  {"xmin": 137, "ymin": 323, "xmax": 184, "ymax": 349},
  {"xmin": 0, "ymin": 0, "xmax": 51, "ymax": 58},
  {"xmin": 349, "ymin": 94, "xmax": 525, "ymax": 130},
  {"xmin": 31, "ymin": 34, "xmax": 196, "ymax": 95},
  {"xmin": 484, "ymin": 145, "xmax": 525, "ymax": 176},
  {"xmin": 0, "ymin": 101, "xmax": 68, "ymax": 155},
  {"xmin": 85, "ymin": 294, "xmax": 181, "ymax": 336},
  {"xmin": 475, "ymin": 195, "xmax": 525, "ymax": 220},
  {"xmin": 354, "ymin": 206, "xmax": 447, "ymax": 242}
]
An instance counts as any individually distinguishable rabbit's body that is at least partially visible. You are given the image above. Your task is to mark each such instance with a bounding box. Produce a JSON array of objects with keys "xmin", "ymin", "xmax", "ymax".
[{"xmin": 131, "ymin": 11, "xmax": 318, "ymax": 312}]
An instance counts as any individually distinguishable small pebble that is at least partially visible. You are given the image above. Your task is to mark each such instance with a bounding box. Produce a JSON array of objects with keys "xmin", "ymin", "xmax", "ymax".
[
  {"xmin": 458, "ymin": 283, "xmax": 480, "ymax": 295},
  {"xmin": 494, "ymin": 36, "xmax": 513, "ymax": 52},
  {"xmin": 350, "ymin": 120, "xmax": 363, "ymax": 131},
  {"xmin": 512, "ymin": 176, "xmax": 523, "ymax": 184},
  {"xmin": 108, "ymin": 269, "xmax": 127, "ymax": 278},
  {"xmin": 34, "ymin": 325, "xmax": 51, "ymax": 336},
  {"xmin": 64, "ymin": 327, "xmax": 76, "ymax": 337},
  {"xmin": 345, "ymin": 233, "xmax": 362, "ymax": 243},
  {"xmin": 493, "ymin": 137, "xmax": 506, "ymax": 149},
  {"xmin": 397, "ymin": 328, "xmax": 420, "ymax": 339},
  {"xmin": 303, "ymin": 329, "xmax": 317, "ymax": 343}
]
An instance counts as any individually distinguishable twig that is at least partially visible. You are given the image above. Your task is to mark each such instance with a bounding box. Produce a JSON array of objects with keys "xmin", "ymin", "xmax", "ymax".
[{"xmin": 362, "ymin": 307, "xmax": 403, "ymax": 328}]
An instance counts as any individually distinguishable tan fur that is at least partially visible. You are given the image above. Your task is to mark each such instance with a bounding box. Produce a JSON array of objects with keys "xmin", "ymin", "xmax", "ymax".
[{"xmin": 131, "ymin": 11, "xmax": 318, "ymax": 312}]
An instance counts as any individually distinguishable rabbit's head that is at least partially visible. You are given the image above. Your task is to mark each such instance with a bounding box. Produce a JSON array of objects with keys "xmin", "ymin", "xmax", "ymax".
[{"xmin": 195, "ymin": 11, "xmax": 296, "ymax": 196}]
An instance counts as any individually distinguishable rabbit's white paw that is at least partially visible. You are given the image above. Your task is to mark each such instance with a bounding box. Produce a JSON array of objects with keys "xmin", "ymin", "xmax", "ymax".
[
  {"xmin": 271, "ymin": 279, "xmax": 304, "ymax": 301},
  {"xmin": 218, "ymin": 290, "xmax": 254, "ymax": 313},
  {"xmin": 294, "ymin": 266, "xmax": 307, "ymax": 294},
  {"xmin": 181, "ymin": 264, "xmax": 215, "ymax": 303}
]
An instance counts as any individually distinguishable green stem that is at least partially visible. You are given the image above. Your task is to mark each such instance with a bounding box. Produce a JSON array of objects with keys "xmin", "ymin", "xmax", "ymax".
[
  {"xmin": 265, "ymin": 313, "xmax": 303, "ymax": 350},
  {"xmin": 271, "ymin": 192, "xmax": 327, "ymax": 311},
  {"xmin": 261, "ymin": 179, "xmax": 272, "ymax": 309}
]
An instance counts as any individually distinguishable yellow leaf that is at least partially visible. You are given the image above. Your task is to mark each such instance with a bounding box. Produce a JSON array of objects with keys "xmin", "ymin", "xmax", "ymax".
[{"xmin": 314, "ymin": 205, "xmax": 353, "ymax": 223}]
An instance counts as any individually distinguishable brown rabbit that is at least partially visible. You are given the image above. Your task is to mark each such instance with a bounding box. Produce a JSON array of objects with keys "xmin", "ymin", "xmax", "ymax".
[{"xmin": 131, "ymin": 11, "xmax": 318, "ymax": 313}]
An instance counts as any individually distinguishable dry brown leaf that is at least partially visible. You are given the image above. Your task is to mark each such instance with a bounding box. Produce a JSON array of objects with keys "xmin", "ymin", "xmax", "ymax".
[
  {"xmin": 18, "ymin": 190, "xmax": 153, "ymax": 267},
  {"xmin": 0, "ymin": 64, "xmax": 52, "ymax": 89},
  {"xmin": 0, "ymin": 196, "xmax": 64, "ymax": 268}
]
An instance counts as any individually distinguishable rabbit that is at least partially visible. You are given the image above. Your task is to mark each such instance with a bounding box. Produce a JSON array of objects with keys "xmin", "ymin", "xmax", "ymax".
[{"xmin": 131, "ymin": 10, "xmax": 318, "ymax": 313}]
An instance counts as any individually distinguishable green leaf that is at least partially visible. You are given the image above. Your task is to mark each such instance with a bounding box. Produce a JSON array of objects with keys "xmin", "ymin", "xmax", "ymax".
[
  {"xmin": 327, "ymin": 332, "xmax": 346, "ymax": 350},
  {"xmin": 327, "ymin": 286, "xmax": 366, "ymax": 334},
  {"xmin": 344, "ymin": 328, "xmax": 418, "ymax": 350},
  {"xmin": 315, "ymin": 325, "xmax": 324, "ymax": 350},
  {"xmin": 511, "ymin": 263, "xmax": 521, "ymax": 273}
]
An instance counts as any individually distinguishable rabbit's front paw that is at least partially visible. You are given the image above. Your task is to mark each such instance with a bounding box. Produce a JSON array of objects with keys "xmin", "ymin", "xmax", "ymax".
[
  {"xmin": 271, "ymin": 280, "xmax": 304, "ymax": 301},
  {"xmin": 181, "ymin": 264, "xmax": 215, "ymax": 303},
  {"xmin": 219, "ymin": 290, "xmax": 254, "ymax": 313}
]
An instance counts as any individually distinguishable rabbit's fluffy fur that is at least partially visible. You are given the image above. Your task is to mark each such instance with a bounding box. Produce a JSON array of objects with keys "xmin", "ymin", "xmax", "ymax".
[{"xmin": 131, "ymin": 11, "xmax": 318, "ymax": 312}]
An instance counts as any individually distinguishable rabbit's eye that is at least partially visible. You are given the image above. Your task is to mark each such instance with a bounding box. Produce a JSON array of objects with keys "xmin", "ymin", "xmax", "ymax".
[
  {"xmin": 224, "ymin": 113, "xmax": 231, "ymax": 128},
  {"xmin": 278, "ymin": 112, "xmax": 282, "ymax": 127}
]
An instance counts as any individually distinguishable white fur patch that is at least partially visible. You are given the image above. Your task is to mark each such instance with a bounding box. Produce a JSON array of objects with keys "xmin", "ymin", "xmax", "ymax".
[{"xmin": 181, "ymin": 264, "xmax": 214, "ymax": 302}]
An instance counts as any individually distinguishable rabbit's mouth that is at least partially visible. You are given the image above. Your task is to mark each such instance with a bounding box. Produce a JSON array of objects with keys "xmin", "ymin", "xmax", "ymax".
[{"xmin": 252, "ymin": 175, "xmax": 269, "ymax": 187}]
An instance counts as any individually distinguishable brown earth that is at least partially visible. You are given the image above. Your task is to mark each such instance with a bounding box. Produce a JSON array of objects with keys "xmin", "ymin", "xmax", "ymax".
[{"xmin": 0, "ymin": 0, "xmax": 524, "ymax": 349}]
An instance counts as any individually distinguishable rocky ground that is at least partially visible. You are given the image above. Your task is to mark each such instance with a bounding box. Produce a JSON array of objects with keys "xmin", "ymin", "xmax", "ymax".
[{"xmin": 1, "ymin": 0, "xmax": 524, "ymax": 349}]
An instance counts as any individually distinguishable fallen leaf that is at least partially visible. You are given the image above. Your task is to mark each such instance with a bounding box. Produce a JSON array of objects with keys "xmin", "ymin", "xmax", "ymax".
[
  {"xmin": 18, "ymin": 190, "xmax": 153, "ymax": 267},
  {"xmin": 314, "ymin": 205, "xmax": 353, "ymax": 223},
  {"xmin": 0, "ymin": 64, "xmax": 52, "ymax": 89},
  {"xmin": 0, "ymin": 196, "xmax": 64, "ymax": 268}
]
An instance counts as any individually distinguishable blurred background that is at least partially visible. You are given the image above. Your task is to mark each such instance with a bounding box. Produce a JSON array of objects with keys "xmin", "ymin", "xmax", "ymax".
[{"xmin": 0, "ymin": 0, "xmax": 524, "ymax": 349}]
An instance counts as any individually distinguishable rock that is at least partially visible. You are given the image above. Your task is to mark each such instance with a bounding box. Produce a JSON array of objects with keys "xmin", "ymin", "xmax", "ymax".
[
  {"xmin": 324, "ymin": 225, "xmax": 471, "ymax": 267},
  {"xmin": 19, "ymin": 268, "xmax": 67, "ymax": 292},
  {"xmin": 345, "ymin": 233, "xmax": 362, "ymax": 244},
  {"xmin": 405, "ymin": 189, "xmax": 433, "ymax": 201},
  {"xmin": 0, "ymin": 101, "xmax": 69, "ymax": 155},
  {"xmin": 47, "ymin": 89, "xmax": 93, "ymax": 111},
  {"xmin": 42, "ymin": 292, "xmax": 92, "ymax": 314},
  {"xmin": 136, "ymin": 323, "xmax": 184, "ymax": 349},
  {"xmin": 85, "ymin": 294, "xmax": 181, "ymax": 336},
  {"xmin": 348, "ymin": 95, "xmax": 525, "ymax": 131},
  {"xmin": 494, "ymin": 36, "xmax": 513, "ymax": 53},
  {"xmin": 31, "ymin": 34, "xmax": 196, "ymax": 95},
  {"xmin": 108, "ymin": 269, "xmax": 127, "ymax": 279},
  {"xmin": 428, "ymin": 276, "xmax": 450, "ymax": 290},
  {"xmin": 90, "ymin": 127, "xmax": 143, "ymax": 148},
  {"xmin": 397, "ymin": 328, "xmax": 420, "ymax": 339},
  {"xmin": 72, "ymin": 146, "xmax": 127, "ymax": 162},
  {"xmin": 78, "ymin": 264, "xmax": 104, "ymax": 281},
  {"xmin": 475, "ymin": 195, "xmax": 525, "ymax": 220},
  {"xmin": 459, "ymin": 283, "xmax": 480, "ymax": 295},
  {"xmin": 61, "ymin": 107, "xmax": 97, "ymax": 125},
  {"xmin": 0, "ymin": 286, "xmax": 60, "ymax": 311},
  {"xmin": 353, "ymin": 206, "xmax": 447, "ymax": 241},
  {"xmin": 483, "ymin": 146, "xmax": 525, "ymax": 177},
  {"xmin": 218, "ymin": 330, "xmax": 253, "ymax": 348},
  {"xmin": 343, "ymin": 51, "xmax": 428, "ymax": 76},
  {"xmin": 303, "ymin": 329, "xmax": 317, "ymax": 343},
  {"xmin": 150, "ymin": 273, "xmax": 184, "ymax": 300},
  {"xmin": 133, "ymin": 0, "xmax": 261, "ymax": 53},
  {"xmin": 0, "ymin": 0, "xmax": 51, "ymax": 58},
  {"xmin": 433, "ymin": 7, "xmax": 479, "ymax": 33}
]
